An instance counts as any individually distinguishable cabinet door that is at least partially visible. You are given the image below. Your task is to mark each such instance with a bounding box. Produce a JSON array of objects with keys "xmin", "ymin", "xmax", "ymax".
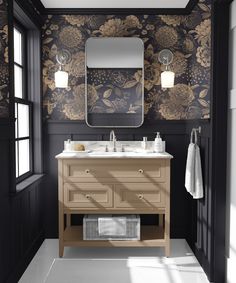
[
  {"xmin": 64, "ymin": 183, "xmax": 113, "ymax": 209},
  {"xmin": 114, "ymin": 183, "xmax": 166, "ymax": 209}
]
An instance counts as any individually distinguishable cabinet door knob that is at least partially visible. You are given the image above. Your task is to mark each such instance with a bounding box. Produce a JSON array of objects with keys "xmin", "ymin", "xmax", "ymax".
[
  {"xmin": 138, "ymin": 194, "xmax": 143, "ymax": 199},
  {"xmin": 85, "ymin": 194, "xmax": 91, "ymax": 199},
  {"xmin": 138, "ymin": 169, "xmax": 144, "ymax": 174},
  {"xmin": 85, "ymin": 169, "xmax": 90, "ymax": 174}
]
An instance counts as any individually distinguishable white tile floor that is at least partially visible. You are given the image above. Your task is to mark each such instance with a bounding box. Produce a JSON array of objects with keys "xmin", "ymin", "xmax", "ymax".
[{"xmin": 19, "ymin": 239, "xmax": 209, "ymax": 283}]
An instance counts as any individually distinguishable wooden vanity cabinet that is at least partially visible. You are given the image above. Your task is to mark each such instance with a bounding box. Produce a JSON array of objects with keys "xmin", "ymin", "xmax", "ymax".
[{"xmin": 57, "ymin": 157, "xmax": 171, "ymax": 257}]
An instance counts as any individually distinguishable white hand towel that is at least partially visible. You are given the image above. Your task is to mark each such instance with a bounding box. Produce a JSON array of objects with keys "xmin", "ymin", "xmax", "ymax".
[
  {"xmin": 98, "ymin": 217, "xmax": 127, "ymax": 236},
  {"xmin": 185, "ymin": 130, "xmax": 204, "ymax": 199},
  {"xmin": 192, "ymin": 145, "xmax": 203, "ymax": 199},
  {"xmin": 185, "ymin": 143, "xmax": 196, "ymax": 194}
]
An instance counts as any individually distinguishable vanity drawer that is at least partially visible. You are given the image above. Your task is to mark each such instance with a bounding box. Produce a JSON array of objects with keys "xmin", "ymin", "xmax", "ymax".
[
  {"xmin": 63, "ymin": 159, "xmax": 166, "ymax": 181},
  {"xmin": 114, "ymin": 183, "xmax": 166, "ymax": 209},
  {"xmin": 64, "ymin": 183, "xmax": 113, "ymax": 208}
]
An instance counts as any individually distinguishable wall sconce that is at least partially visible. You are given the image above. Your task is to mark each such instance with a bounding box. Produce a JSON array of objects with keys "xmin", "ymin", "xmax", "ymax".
[
  {"xmin": 55, "ymin": 49, "xmax": 71, "ymax": 88},
  {"xmin": 158, "ymin": 49, "xmax": 175, "ymax": 88}
]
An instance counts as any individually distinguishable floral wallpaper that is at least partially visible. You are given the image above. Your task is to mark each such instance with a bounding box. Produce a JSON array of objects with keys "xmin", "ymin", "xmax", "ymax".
[
  {"xmin": 42, "ymin": 0, "xmax": 211, "ymax": 121},
  {"xmin": 87, "ymin": 68, "xmax": 143, "ymax": 114},
  {"xmin": 0, "ymin": 0, "xmax": 9, "ymax": 118}
]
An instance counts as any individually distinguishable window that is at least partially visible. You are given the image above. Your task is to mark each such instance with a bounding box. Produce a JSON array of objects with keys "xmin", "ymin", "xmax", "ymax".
[{"xmin": 14, "ymin": 23, "xmax": 33, "ymax": 182}]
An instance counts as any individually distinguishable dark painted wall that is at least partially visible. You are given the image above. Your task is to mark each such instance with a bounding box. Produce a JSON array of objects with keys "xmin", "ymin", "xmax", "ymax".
[{"xmin": 0, "ymin": 1, "xmax": 44, "ymax": 282}]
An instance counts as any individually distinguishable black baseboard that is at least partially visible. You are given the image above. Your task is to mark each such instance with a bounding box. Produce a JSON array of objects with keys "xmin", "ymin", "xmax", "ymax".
[{"xmin": 6, "ymin": 231, "xmax": 44, "ymax": 283}]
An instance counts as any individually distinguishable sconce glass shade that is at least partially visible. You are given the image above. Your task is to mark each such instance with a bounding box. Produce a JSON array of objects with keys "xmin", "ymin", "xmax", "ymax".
[
  {"xmin": 161, "ymin": 70, "xmax": 175, "ymax": 88},
  {"xmin": 55, "ymin": 70, "xmax": 68, "ymax": 88}
]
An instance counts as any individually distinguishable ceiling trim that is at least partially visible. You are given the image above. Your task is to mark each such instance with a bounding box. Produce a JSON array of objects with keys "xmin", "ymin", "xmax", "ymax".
[{"xmin": 31, "ymin": 0, "xmax": 198, "ymax": 15}]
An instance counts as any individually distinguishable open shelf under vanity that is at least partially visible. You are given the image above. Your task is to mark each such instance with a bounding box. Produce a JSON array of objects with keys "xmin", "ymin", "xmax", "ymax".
[{"xmin": 63, "ymin": 224, "xmax": 165, "ymax": 247}]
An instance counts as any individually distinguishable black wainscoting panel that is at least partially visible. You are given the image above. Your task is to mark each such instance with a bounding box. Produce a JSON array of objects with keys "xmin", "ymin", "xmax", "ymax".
[
  {"xmin": 166, "ymin": 133, "xmax": 190, "ymax": 238},
  {"xmin": 0, "ymin": 123, "xmax": 44, "ymax": 283},
  {"xmin": 43, "ymin": 133, "xmax": 70, "ymax": 237}
]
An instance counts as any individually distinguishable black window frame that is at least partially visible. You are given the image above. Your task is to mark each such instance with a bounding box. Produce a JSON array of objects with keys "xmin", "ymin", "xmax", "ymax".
[{"xmin": 14, "ymin": 20, "xmax": 34, "ymax": 183}]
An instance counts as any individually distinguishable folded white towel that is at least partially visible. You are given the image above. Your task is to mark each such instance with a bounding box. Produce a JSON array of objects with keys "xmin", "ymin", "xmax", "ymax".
[
  {"xmin": 98, "ymin": 217, "xmax": 127, "ymax": 236},
  {"xmin": 185, "ymin": 130, "xmax": 204, "ymax": 199},
  {"xmin": 185, "ymin": 143, "xmax": 196, "ymax": 194},
  {"xmin": 193, "ymin": 145, "xmax": 203, "ymax": 199}
]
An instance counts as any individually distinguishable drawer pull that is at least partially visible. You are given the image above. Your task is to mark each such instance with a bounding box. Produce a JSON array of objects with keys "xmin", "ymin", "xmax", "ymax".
[
  {"xmin": 85, "ymin": 194, "xmax": 91, "ymax": 199},
  {"xmin": 138, "ymin": 169, "xmax": 144, "ymax": 174},
  {"xmin": 85, "ymin": 169, "xmax": 90, "ymax": 174},
  {"xmin": 138, "ymin": 194, "xmax": 144, "ymax": 199}
]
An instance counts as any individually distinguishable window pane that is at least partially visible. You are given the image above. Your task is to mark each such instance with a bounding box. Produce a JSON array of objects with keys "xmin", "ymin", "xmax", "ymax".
[
  {"xmin": 18, "ymin": 103, "xmax": 29, "ymax": 138},
  {"xmin": 14, "ymin": 65, "xmax": 23, "ymax": 98},
  {"xmin": 15, "ymin": 103, "xmax": 18, "ymax": 138},
  {"xmin": 15, "ymin": 141, "xmax": 19, "ymax": 178},
  {"xmin": 14, "ymin": 27, "xmax": 22, "ymax": 65},
  {"xmin": 19, "ymin": 139, "xmax": 30, "ymax": 176}
]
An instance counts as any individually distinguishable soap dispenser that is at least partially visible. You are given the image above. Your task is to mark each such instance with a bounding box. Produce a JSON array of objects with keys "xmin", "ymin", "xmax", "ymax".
[{"xmin": 154, "ymin": 132, "xmax": 163, "ymax": 153}]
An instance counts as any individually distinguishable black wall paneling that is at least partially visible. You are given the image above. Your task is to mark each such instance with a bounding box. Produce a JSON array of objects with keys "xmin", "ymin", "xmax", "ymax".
[
  {"xmin": 0, "ymin": 122, "xmax": 44, "ymax": 283},
  {"xmin": 191, "ymin": 1, "xmax": 232, "ymax": 282},
  {"xmin": 193, "ymin": 1, "xmax": 231, "ymax": 283}
]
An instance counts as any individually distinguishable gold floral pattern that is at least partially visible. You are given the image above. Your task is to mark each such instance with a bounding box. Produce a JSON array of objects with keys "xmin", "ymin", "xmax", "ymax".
[
  {"xmin": 0, "ymin": 0, "xmax": 9, "ymax": 118},
  {"xmin": 98, "ymin": 18, "xmax": 128, "ymax": 36},
  {"xmin": 65, "ymin": 51, "xmax": 85, "ymax": 78},
  {"xmin": 59, "ymin": 26, "xmax": 83, "ymax": 48},
  {"xmin": 159, "ymin": 15, "xmax": 183, "ymax": 27},
  {"xmin": 63, "ymin": 84, "xmax": 85, "ymax": 120},
  {"xmin": 155, "ymin": 26, "xmax": 178, "ymax": 48},
  {"xmin": 196, "ymin": 44, "xmax": 211, "ymax": 67},
  {"xmin": 159, "ymin": 102, "xmax": 185, "ymax": 120},
  {"xmin": 64, "ymin": 15, "xmax": 88, "ymax": 27},
  {"xmin": 169, "ymin": 84, "xmax": 194, "ymax": 106},
  {"xmin": 168, "ymin": 51, "xmax": 188, "ymax": 78},
  {"xmin": 42, "ymin": 0, "xmax": 211, "ymax": 120},
  {"xmin": 193, "ymin": 19, "xmax": 211, "ymax": 45}
]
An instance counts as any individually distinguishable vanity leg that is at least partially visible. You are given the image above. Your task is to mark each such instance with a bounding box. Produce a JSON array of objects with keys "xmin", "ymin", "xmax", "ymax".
[
  {"xmin": 59, "ymin": 243, "xmax": 64, "ymax": 258},
  {"xmin": 67, "ymin": 214, "xmax": 71, "ymax": 227},
  {"xmin": 59, "ymin": 210, "xmax": 64, "ymax": 257},
  {"xmin": 165, "ymin": 244, "xmax": 170, "ymax": 257},
  {"xmin": 58, "ymin": 160, "xmax": 64, "ymax": 257}
]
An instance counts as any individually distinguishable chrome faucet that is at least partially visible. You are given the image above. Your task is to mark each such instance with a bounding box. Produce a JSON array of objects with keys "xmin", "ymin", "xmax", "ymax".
[{"xmin": 109, "ymin": 130, "xmax": 117, "ymax": 152}]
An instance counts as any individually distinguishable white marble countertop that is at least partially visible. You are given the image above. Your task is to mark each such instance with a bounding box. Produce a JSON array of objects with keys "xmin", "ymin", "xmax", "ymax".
[
  {"xmin": 56, "ymin": 151, "xmax": 173, "ymax": 159},
  {"xmin": 55, "ymin": 141, "xmax": 173, "ymax": 159}
]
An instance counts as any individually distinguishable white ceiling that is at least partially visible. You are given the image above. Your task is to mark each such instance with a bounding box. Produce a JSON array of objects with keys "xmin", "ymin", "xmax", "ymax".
[{"xmin": 40, "ymin": 0, "xmax": 189, "ymax": 9}]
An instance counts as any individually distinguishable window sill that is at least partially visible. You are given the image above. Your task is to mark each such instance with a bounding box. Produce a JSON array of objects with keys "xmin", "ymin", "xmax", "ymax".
[{"xmin": 16, "ymin": 174, "xmax": 44, "ymax": 193}]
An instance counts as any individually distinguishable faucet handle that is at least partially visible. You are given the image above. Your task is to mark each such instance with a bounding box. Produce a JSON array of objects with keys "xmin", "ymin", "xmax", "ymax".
[{"xmin": 105, "ymin": 145, "xmax": 109, "ymax": 152}]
